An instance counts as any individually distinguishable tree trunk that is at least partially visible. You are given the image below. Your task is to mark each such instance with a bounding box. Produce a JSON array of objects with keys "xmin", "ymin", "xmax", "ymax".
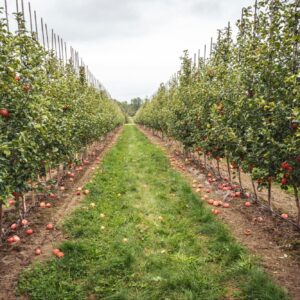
[
  {"xmin": 21, "ymin": 194, "xmax": 27, "ymax": 218},
  {"xmin": 237, "ymin": 166, "xmax": 243, "ymax": 193},
  {"xmin": 293, "ymin": 184, "xmax": 300, "ymax": 226},
  {"xmin": 216, "ymin": 159, "xmax": 221, "ymax": 177},
  {"xmin": 251, "ymin": 177, "xmax": 258, "ymax": 203},
  {"xmin": 0, "ymin": 201, "xmax": 3, "ymax": 241},
  {"xmin": 267, "ymin": 180, "xmax": 272, "ymax": 211},
  {"xmin": 226, "ymin": 157, "xmax": 232, "ymax": 182},
  {"xmin": 31, "ymin": 183, "xmax": 36, "ymax": 206}
]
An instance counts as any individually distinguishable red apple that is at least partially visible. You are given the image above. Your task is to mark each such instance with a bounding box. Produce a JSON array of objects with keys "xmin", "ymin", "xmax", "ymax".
[
  {"xmin": 7, "ymin": 235, "xmax": 21, "ymax": 245},
  {"xmin": 35, "ymin": 248, "xmax": 41, "ymax": 255},
  {"xmin": 0, "ymin": 109, "xmax": 9, "ymax": 118},
  {"xmin": 21, "ymin": 219, "xmax": 29, "ymax": 226},
  {"xmin": 46, "ymin": 203, "xmax": 51, "ymax": 208},
  {"xmin": 26, "ymin": 229, "xmax": 33, "ymax": 235},
  {"xmin": 281, "ymin": 177, "xmax": 287, "ymax": 185},
  {"xmin": 56, "ymin": 251, "xmax": 64, "ymax": 258},
  {"xmin": 7, "ymin": 237, "xmax": 15, "ymax": 244},
  {"xmin": 13, "ymin": 235, "xmax": 20, "ymax": 243},
  {"xmin": 11, "ymin": 223, "xmax": 17, "ymax": 230},
  {"xmin": 8, "ymin": 199, "xmax": 15, "ymax": 206},
  {"xmin": 281, "ymin": 213, "xmax": 288, "ymax": 219},
  {"xmin": 7, "ymin": 235, "xmax": 20, "ymax": 244},
  {"xmin": 46, "ymin": 223, "xmax": 53, "ymax": 230},
  {"xmin": 40, "ymin": 201, "xmax": 46, "ymax": 208},
  {"xmin": 245, "ymin": 202, "xmax": 252, "ymax": 207},
  {"xmin": 52, "ymin": 248, "xmax": 60, "ymax": 256},
  {"xmin": 281, "ymin": 162, "xmax": 290, "ymax": 170}
]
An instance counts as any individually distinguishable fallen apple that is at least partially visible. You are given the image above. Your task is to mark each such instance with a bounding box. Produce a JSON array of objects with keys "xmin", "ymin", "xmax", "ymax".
[
  {"xmin": 35, "ymin": 248, "xmax": 41, "ymax": 256},
  {"xmin": 11, "ymin": 223, "xmax": 17, "ymax": 230},
  {"xmin": 21, "ymin": 219, "xmax": 29, "ymax": 226},
  {"xmin": 26, "ymin": 229, "xmax": 33, "ymax": 235},
  {"xmin": 46, "ymin": 223, "xmax": 54, "ymax": 230}
]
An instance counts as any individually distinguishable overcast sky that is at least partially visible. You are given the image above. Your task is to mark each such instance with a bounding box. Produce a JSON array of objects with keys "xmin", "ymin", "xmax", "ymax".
[{"xmin": 4, "ymin": 0, "xmax": 254, "ymax": 102}]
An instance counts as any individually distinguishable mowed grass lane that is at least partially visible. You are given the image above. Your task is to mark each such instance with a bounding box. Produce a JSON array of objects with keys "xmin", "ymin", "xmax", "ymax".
[{"xmin": 17, "ymin": 125, "xmax": 289, "ymax": 300}]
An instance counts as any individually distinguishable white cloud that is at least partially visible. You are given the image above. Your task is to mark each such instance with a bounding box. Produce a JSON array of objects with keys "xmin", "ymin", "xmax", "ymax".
[{"xmin": 2, "ymin": 0, "xmax": 254, "ymax": 101}]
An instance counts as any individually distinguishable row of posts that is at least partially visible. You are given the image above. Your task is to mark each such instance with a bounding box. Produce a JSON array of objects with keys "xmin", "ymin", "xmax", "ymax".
[{"xmin": 2, "ymin": 0, "xmax": 103, "ymax": 90}]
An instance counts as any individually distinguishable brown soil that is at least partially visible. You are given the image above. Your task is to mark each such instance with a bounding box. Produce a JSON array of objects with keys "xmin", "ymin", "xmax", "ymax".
[
  {"xmin": 209, "ymin": 155, "xmax": 298, "ymax": 220},
  {"xmin": 138, "ymin": 126, "xmax": 300, "ymax": 300},
  {"xmin": 0, "ymin": 127, "xmax": 123, "ymax": 300}
]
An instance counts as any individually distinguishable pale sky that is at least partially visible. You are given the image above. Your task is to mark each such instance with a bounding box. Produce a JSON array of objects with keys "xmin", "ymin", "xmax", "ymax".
[{"xmin": 3, "ymin": 0, "xmax": 254, "ymax": 101}]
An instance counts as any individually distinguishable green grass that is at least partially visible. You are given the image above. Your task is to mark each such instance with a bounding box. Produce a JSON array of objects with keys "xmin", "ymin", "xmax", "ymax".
[{"xmin": 17, "ymin": 125, "xmax": 290, "ymax": 300}]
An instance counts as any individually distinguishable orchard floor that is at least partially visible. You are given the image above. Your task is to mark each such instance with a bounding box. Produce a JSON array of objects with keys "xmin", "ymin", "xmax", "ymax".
[{"xmin": 17, "ymin": 125, "xmax": 290, "ymax": 300}]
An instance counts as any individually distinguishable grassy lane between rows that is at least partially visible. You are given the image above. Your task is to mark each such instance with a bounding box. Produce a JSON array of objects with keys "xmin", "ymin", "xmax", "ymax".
[{"xmin": 17, "ymin": 125, "xmax": 289, "ymax": 300}]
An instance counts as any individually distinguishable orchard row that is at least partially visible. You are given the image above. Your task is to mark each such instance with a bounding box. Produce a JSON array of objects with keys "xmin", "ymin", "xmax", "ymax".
[
  {"xmin": 0, "ymin": 12, "xmax": 124, "ymax": 232},
  {"xmin": 136, "ymin": 0, "xmax": 300, "ymax": 225}
]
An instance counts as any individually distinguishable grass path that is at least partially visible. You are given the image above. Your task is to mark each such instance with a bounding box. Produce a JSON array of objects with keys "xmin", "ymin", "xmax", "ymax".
[{"xmin": 17, "ymin": 125, "xmax": 289, "ymax": 300}]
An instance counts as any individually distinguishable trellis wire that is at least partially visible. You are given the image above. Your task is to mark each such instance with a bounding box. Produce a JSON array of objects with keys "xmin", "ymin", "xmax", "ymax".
[{"xmin": 0, "ymin": 0, "xmax": 103, "ymax": 89}]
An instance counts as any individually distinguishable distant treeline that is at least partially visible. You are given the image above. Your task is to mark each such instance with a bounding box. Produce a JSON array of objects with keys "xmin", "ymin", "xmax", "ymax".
[{"xmin": 117, "ymin": 98, "xmax": 143, "ymax": 117}]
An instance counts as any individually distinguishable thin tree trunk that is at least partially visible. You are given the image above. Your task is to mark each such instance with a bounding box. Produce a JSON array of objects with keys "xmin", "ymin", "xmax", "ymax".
[
  {"xmin": 237, "ymin": 166, "xmax": 243, "ymax": 194},
  {"xmin": 293, "ymin": 184, "xmax": 300, "ymax": 226},
  {"xmin": 0, "ymin": 201, "xmax": 3, "ymax": 241},
  {"xmin": 31, "ymin": 183, "xmax": 36, "ymax": 206},
  {"xmin": 21, "ymin": 194, "xmax": 27, "ymax": 218},
  {"xmin": 267, "ymin": 180, "xmax": 272, "ymax": 211},
  {"xmin": 251, "ymin": 177, "xmax": 258, "ymax": 203},
  {"xmin": 216, "ymin": 159, "xmax": 221, "ymax": 177},
  {"xmin": 226, "ymin": 157, "xmax": 232, "ymax": 182},
  {"xmin": 56, "ymin": 166, "xmax": 61, "ymax": 188}
]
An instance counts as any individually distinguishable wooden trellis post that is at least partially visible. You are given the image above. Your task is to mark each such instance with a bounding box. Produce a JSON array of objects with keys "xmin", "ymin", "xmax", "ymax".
[
  {"xmin": 28, "ymin": 2, "xmax": 33, "ymax": 34},
  {"xmin": 41, "ymin": 18, "xmax": 45, "ymax": 49},
  {"xmin": 34, "ymin": 10, "xmax": 39, "ymax": 39},
  {"xmin": 4, "ymin": 0, "xmax": 9, "ymax": 31},
  {"xmin": 45, "ymin": 24, "xmax": 49, "ymax": 50}
]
